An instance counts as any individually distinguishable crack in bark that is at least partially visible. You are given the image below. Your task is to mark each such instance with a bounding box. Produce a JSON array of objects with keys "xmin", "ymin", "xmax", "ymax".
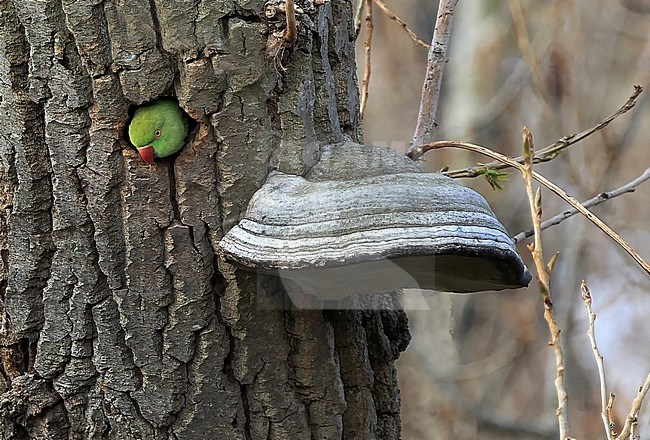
[
  {"xmin": 147, "ymin": 0, "xmax": 166, "ymax": 57},
  {"xmin": 214, "ymin": 270, "xmax": 252, "ymax": 439},
  {"xmin": 240, "ymin": 382, "xmax": 254, "ymax": 440}
]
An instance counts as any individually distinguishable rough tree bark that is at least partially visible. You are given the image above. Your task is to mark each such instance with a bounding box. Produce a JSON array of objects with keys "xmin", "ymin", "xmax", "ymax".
[{"xmin": 0, "ymin": 0, "xmax": 410, "ymax": 439}]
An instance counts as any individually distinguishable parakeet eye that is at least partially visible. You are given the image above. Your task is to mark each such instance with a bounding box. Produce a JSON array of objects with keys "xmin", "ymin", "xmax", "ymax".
[{"xmin": 154, "ymin": 129, "xmax": 162, "ymax": 139}]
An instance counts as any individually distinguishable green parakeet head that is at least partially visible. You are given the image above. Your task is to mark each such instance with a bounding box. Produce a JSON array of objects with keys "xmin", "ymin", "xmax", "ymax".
[{"xmin": 128, "ymin": 98, "xmax": 189, "ymax": 164}]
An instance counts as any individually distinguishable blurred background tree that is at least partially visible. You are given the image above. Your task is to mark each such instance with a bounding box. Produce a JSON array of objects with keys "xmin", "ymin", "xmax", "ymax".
[{"xmin": 358, "ymin": 0, "xmax": 650, "ymax": 438}]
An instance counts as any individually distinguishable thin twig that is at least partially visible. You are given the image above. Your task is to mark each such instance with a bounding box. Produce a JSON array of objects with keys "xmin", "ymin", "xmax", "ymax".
[
  {"xmin": 581, "ymin": 280, "xmax": 614, "ymax": 440},
  {"xmin": 408, "ymin": 0, "xmax": 460, "ymax": 152},
  {"xmin": 513, "ymin": 168, "xmax": 650, "ymax": 243},
  {"xmin": 617, "ymin": 371, "xmax": 650, "ymax": 439},
  {"xmin": 429, "ymin": 85, "xmax": 644, "ymax": 176},
  {"xmin": 284, "ymin": 0, "xmax": 297, "ymax": 44},
  {"xmin": 520, "ymin": 128, "xmax": 570, "ymax": 439},
  {"xmin": 359, "ymin": 0, "xmax": 373, "ymax": 118},
  {"xmin": 409, "ymin": 140, "xmax": 650, "ymax": 278},
  {"xmin": 372, "ymin": 0, "xmax": 429, "ymax": 48},
  {"xmin": 606, "ymin": 394, "xmax": 616, "ymax": 437}
]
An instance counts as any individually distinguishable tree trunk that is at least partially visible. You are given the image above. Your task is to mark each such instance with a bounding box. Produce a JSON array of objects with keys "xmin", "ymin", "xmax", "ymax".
[{"xmin": 0, "ymin": 0, "xmax": 410, "ymax": 439}]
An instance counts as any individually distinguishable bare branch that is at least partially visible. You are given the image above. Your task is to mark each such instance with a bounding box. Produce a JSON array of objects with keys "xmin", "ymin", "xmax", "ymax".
[
  {"xmin": 617, "ymin": 371, "xmax": 650, "ymax": 439},
  {"xmin": 520, "ymin": 128, "xmax": 570, "ymax": 439},
  {"xmin": 428, "ymin": 85, "xmax": 644, "ymax": 175},
  {"xmin": 408, "ymin": 0, "xmax": 460, "ymax": 151},
  {"xmin": 372, "ymin": 0, "xmax": 429, "ymax": 48},
  {"xmin": 359, "ymin": 0, "xmax": 373, "ymax": 118},
  {"xmin": 513, "ymin": 168, "xmax": 650, "ymax": 243},
  {"xmin": 409, "ymin": 140, "xmax": 650, "ymax": 278},
  {"xmin": 607, "ymin": 394, "xmax": 616, "ymax": 437},
  {"xmin": 581, "ymin": 280, "xmax": 614, "ymax": 440}
]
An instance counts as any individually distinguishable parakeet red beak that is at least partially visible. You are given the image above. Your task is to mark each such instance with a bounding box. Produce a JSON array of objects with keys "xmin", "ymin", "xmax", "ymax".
[{"xmin": 137, "ymin": 146, "xmax": 155, "ymax": 164}]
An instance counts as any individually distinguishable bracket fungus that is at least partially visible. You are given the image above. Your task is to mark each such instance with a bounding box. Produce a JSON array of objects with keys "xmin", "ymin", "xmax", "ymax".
[{"xmin": 218, "ymin": 142, "xmax": 531, "ymax": 299}]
